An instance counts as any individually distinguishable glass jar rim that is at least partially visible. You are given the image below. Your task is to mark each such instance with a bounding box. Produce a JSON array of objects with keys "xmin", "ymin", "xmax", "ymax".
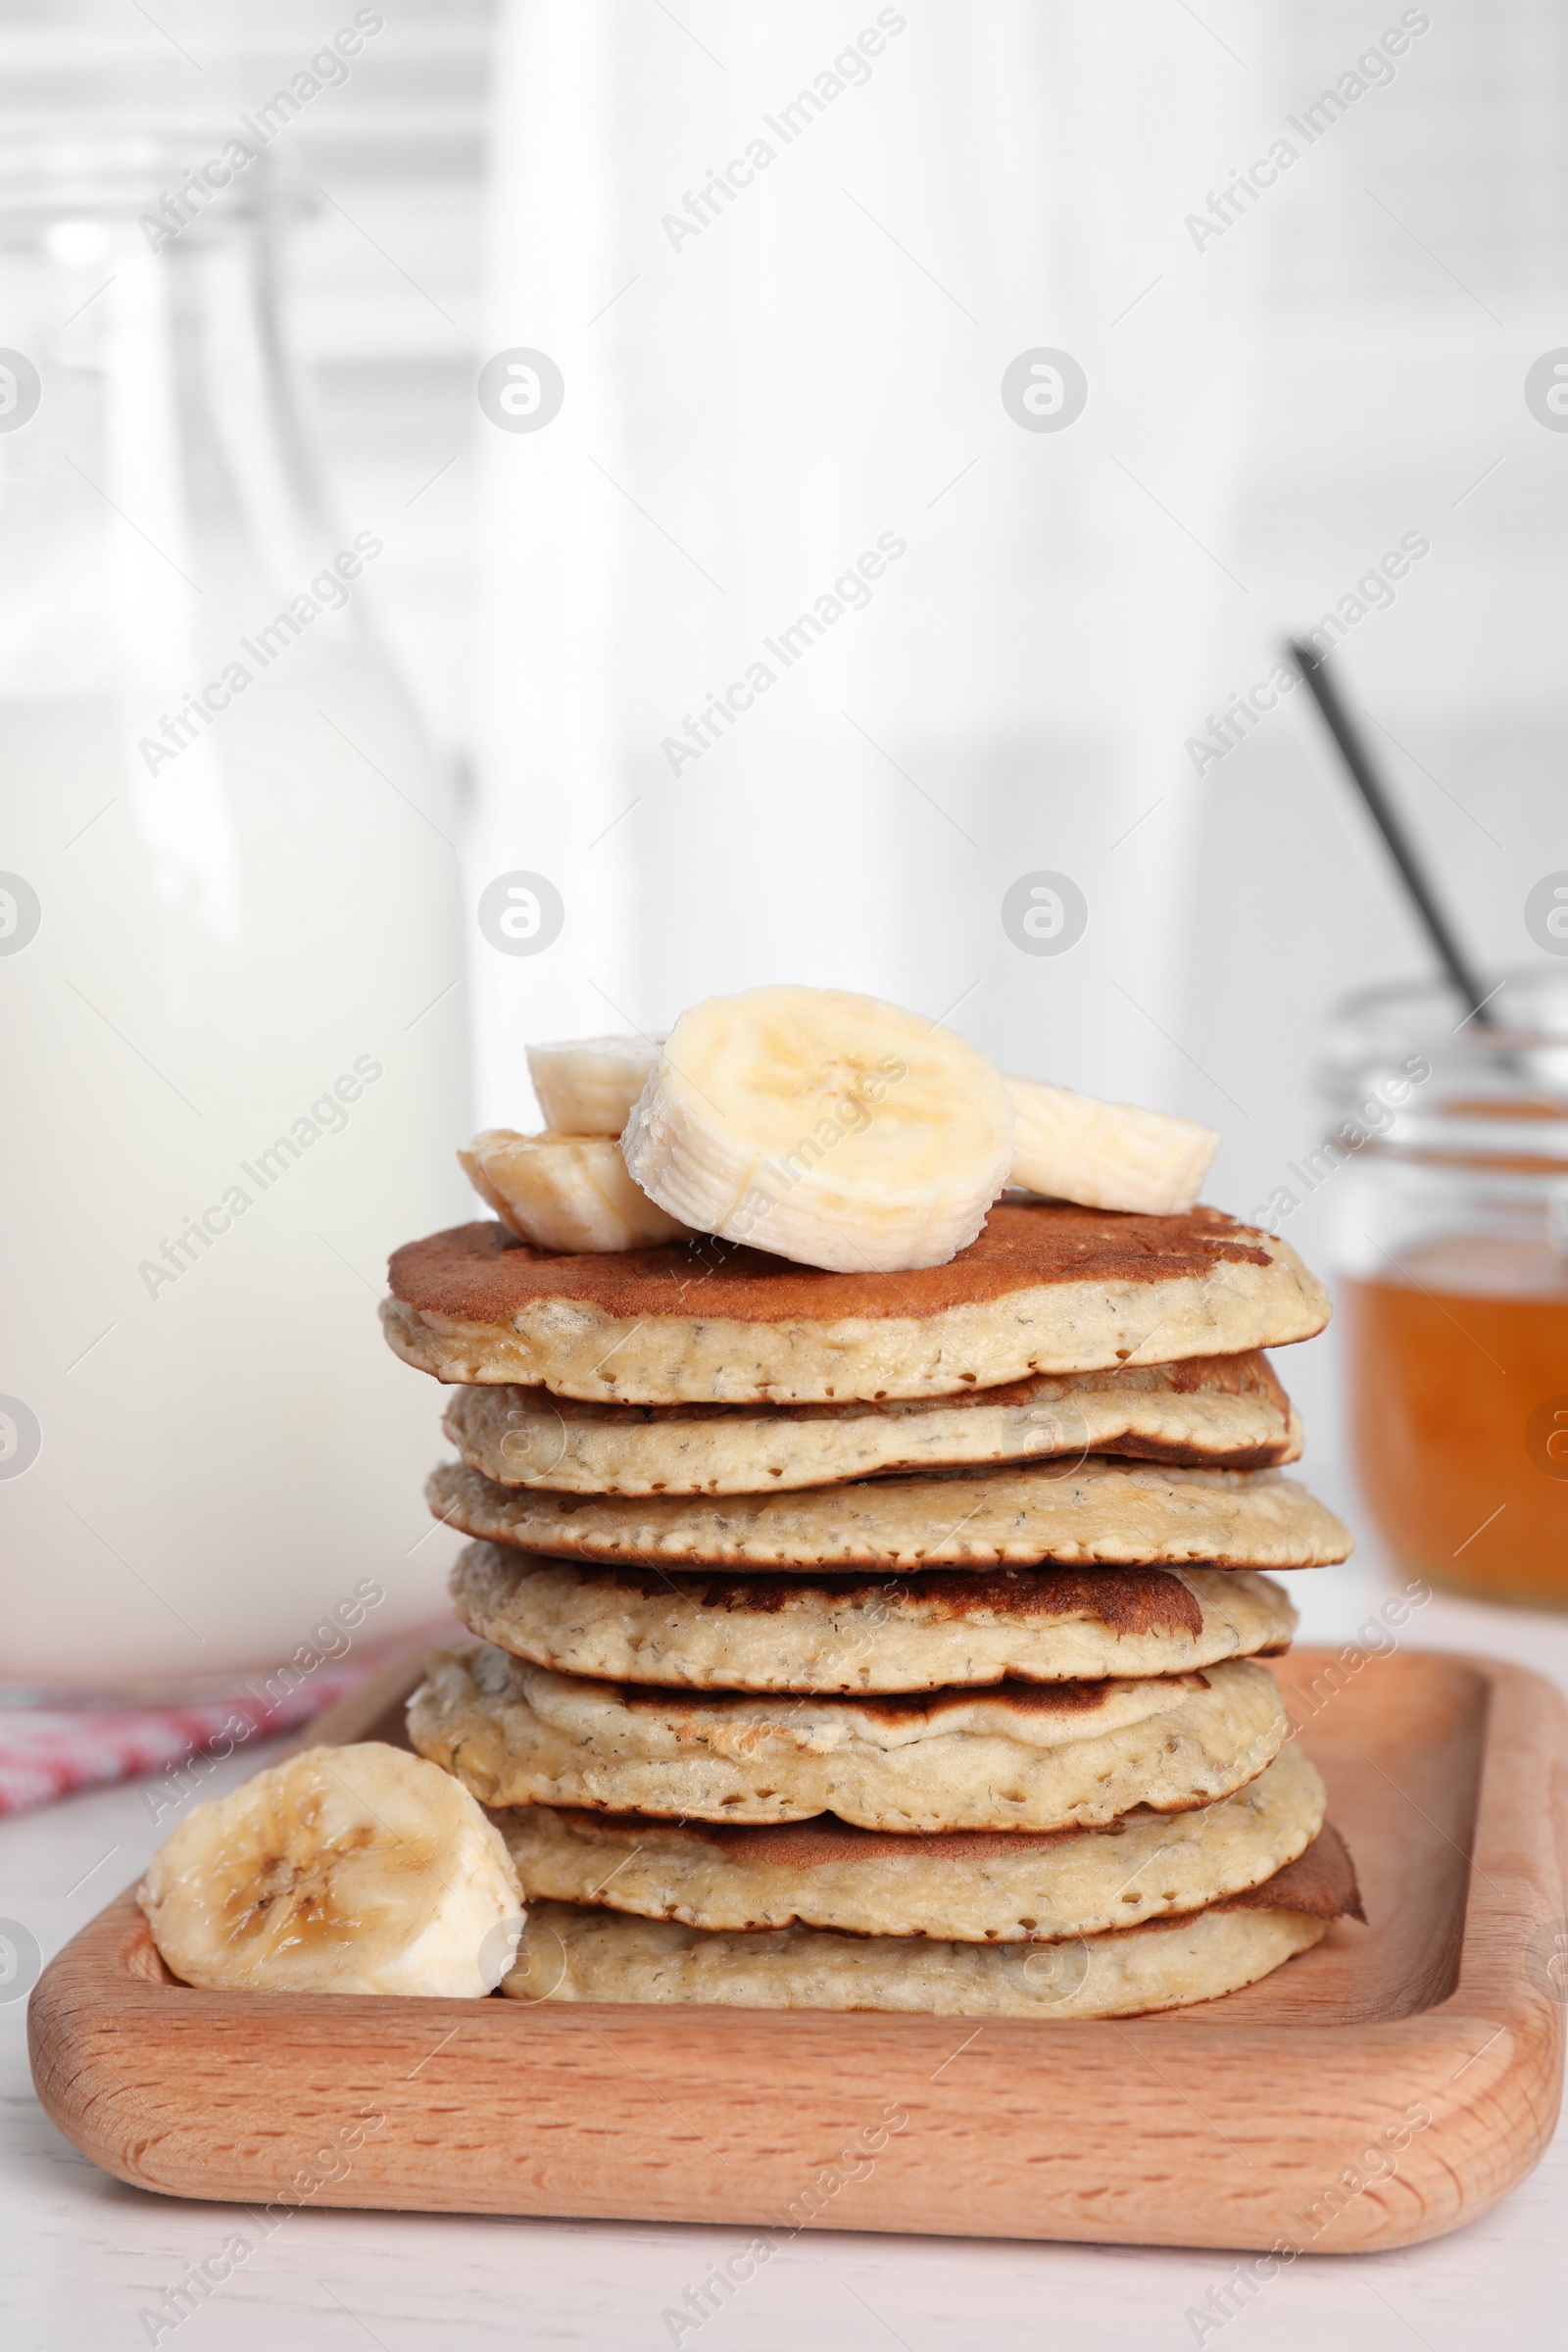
[
  {"xmin": 1326, "ymin": 965, "xmax": 1568, "ymax": 1050},
  {"xmin": 1321, "ymin": 965, "xmax": 1568, "ymax": 1173}
]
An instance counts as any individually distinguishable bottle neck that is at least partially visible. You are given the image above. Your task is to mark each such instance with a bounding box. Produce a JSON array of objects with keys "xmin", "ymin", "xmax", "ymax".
[
  {"xmin": 0, "ymin": 134, "xmax": 309, "ymax": 250},
  {"xmin": 0, "ymin": 166, "xmax": 339, "ymax": 702}
]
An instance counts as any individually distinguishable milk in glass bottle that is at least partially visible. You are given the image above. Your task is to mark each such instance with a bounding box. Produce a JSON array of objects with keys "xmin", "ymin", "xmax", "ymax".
[{"xmin": 0, "ymin": 140, "xmax": 467, "ymax": 1697}]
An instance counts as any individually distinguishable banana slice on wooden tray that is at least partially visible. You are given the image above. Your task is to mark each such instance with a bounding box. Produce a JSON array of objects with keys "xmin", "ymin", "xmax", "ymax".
[{"xmin": 136, "ymin": 1742, "xmax": 522, "ymax": 1996}]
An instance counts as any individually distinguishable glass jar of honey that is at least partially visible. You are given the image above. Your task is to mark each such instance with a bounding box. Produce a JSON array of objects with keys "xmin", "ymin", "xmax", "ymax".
[{"xmin": 1320, "ymin": 972, "xmax": 1568, "ymax": 1607}]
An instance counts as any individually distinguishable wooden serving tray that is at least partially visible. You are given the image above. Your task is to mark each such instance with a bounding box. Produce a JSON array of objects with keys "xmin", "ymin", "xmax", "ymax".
[{"xmin": 27, "ymin": 1645, "xmax": 1568, "ymax": 2251}]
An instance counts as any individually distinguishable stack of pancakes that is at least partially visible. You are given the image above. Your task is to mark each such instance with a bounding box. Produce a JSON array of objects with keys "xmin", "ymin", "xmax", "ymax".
[{"xmin": 385, "ymin": 1201, "xmax": 1361, "ymax": 2019}]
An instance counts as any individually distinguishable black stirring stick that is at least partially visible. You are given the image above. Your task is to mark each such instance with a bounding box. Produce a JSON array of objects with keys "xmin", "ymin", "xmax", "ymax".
[{"xmin": 1286, "ymin": 639, "xmax": 1495, "ymax": 1026}]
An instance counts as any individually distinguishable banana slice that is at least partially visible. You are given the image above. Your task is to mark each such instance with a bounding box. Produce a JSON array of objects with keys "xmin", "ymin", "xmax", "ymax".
[
  {"xmin": 1007, "ymin": 1079, "xmax": 1218, "ymax": 1216},
  {"xmin": 622, "ymin": 985, "xmax": 1014, "ymax": 1273},
  {"xmin": 526, "ymin": 1035, "xmax": 663, "ymax": 1135},
  {"xmin": 136, "ymin": 1742, "xmax": 523, "ymax": 1996},
  {"xmin": 459, "ymin": 1129, "xmax": 692, "ymax": 1253}
]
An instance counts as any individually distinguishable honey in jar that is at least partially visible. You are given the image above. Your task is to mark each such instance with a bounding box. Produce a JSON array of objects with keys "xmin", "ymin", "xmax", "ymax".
[
  {"xmin": 1318, "ymin": 976, "xmax": 1568, "ymax": 1607},
  {"xmin": 1342, "ymin": 1235, "xmax": 1568, "ymax": 1603}
]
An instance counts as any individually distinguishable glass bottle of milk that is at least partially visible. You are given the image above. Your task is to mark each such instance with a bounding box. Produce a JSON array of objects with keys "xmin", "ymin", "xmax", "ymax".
[{"xmin": 0, "ymin": 143, "xmax": 468, "ymax": 1698}]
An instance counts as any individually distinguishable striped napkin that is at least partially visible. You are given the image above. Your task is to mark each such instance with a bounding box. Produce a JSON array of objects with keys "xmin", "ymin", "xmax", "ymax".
[{"xmin": 0, "ymin": 1629, "xmax": 453, "ymax": 1818}]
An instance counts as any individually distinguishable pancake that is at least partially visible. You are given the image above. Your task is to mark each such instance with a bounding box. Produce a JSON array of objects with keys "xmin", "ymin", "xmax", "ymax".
[
  {"xmin": 492, "ymin": 1740, "xmax": 1327, "ymax": 1939},
  {"xmin": 381, "ymin": 1202, "xmax": 1330, "ymax": 1403},
  {"xmin": 501, "ymin": 1890, "xmax": 1333, "ymax": 2017},
  {"xmin": 441, "ymin": 1351, "xmax": 1301, "ymax": 1494},
  {"xmin": 407, "ymin": 1645, "xmax": 1286, "ymax": 1832},
  {"xmin": 426, "ymin": 1456, "xmax": 1351, "ymax": 1572},
  {"xmin": 449, "ymin": 1544, "xmax": 1298, "ymax": 1690}
]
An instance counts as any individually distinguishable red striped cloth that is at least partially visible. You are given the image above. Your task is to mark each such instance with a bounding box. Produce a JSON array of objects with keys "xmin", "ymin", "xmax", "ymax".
[{"xmin": 0, "ymin": 1628, "xmax": 454, "ymax": 1817}]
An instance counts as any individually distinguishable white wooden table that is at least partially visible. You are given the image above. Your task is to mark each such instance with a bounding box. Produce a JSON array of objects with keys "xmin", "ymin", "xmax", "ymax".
[{"xmin": 6, "ymin": 1479, "xmax": 1567, "ymax": 2352}]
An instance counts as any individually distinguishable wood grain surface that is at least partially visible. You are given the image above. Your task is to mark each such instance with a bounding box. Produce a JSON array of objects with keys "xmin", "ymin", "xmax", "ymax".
[{"xmin": 27, "ymin": 1646, "xmax": 1568, "ymax": 2251}]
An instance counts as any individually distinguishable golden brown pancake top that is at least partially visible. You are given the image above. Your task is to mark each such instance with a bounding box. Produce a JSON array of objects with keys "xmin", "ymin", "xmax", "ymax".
[
  {"xmin": 545, "ymin": 1561, "xmax": 1209, "ymax": 1638},
  {"xmin": 387, "ymin": 1202, "xmax": 1273, "ymax": 1331}
]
